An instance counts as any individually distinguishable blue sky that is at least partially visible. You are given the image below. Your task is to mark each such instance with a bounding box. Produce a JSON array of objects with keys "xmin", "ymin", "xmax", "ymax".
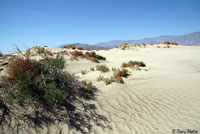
[{"xmin": 0, "ymin": 0, "xmax": 200, "ymax": 54}]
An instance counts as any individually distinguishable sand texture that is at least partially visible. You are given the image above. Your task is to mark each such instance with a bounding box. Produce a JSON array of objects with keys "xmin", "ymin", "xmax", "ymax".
[{"xmin": 1, "ymin": 45, "xmax": 200, "ymax": 134}]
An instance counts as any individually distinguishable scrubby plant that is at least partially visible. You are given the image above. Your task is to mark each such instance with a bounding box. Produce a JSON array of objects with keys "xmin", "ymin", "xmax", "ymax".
[
  {"xmin": 63, "ymin": 44, "xmax": 76, "ymax": 49},
  {"xmin": 90, "ymin": 67, "xmax": 94, "ymax": 71},
  {"xmin": 113, "ymin": 69, "xmax": 129, "ymax": 78},
  {"xmin": 96, "ymin": 65, "xmax": 109, "ymax": 73},
  {"xmin": 97, "ymin": 75, "xmax": 115, "ymax": 85},
  {"xmin": 163, "ymin": 41, "xmax": 170, "ymax": 45},
  {"xmin": 70, "ymin": 50, "xmax": 84, "ymax": 57},
  {"xmin": 85, "ymin": 51, "xmax": 96, "ymax": 57},
  {"xmin": 81, "ymin": 70, "xmax": 87, "ymax": 75},
  {"xmin": 1, "ymin": 53, "xmax": 109, "ymax": 134},
  {"xmin": 96, "ymin": 55, "xmax": 106, "ymax": 61},
  {"xmin": 122, "ymin": 61, "xmax": 146, "ymax": 68},
  {"xmin": 36, "ymin": 47, "xmax": 45, "ymax": 55}
]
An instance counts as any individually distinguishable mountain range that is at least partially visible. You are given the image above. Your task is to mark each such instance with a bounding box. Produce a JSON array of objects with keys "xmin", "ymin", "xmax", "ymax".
[{"xmin": 95, "ymin": 32, "xmax": 200, "ymax": 48}]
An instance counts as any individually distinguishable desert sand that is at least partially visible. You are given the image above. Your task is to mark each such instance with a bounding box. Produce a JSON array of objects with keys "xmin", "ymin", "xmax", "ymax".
[{"xmin": 1, "ymin": 44, "xmax": 200, "ymax": 134}]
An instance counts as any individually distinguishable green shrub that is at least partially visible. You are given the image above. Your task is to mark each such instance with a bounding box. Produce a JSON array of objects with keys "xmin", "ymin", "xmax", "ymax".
[
  {"xmin": 96, "ymin": 55, "xmax": 106, "ymax": 61},
  {"xmin": 121, "ymin": 61, "xmax": 146, "ymax": 68},
  {"xmin": 96, "ymin": 65, "xmax": 109, "ymax": 73}
]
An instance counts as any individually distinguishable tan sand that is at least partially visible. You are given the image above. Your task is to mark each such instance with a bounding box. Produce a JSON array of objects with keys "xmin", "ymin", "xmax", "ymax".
[{"xmin": 1, "ymin": 44, "xmax": 200, "ymax": 134}]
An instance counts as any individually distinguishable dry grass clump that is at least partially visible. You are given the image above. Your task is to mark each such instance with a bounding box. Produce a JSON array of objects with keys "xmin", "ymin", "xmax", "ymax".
[
  {"xmin": 163, "ymin": 41, "xmax": 178, "ymax": 45},
  {"xmin": 82, "ymin": 80, "xmax": 96, "ymax": 93},
  {"xmin": 163, "ymin": 41, "xmax": 170, "ymax": 45},
  {"xmin": 63, "ymin": 44, "xmax": 76, "ymax": 49},
  {"xmin": 97, "ymin": 75, "xmax": 115, "ymax": 85},
  {"xmin": 113, "ymin": 69, "xmax": 128, "ymax": 78},
  {"xmin": 121, "ymin": 61, "xmax": 146, "ymax": 68},
  {"xmin": 7, "ymin": 57, "xmax": 39, "ymax": 80},
  {"xmin": 90, "ymin": 67, "xmax": 94, "ymax": 71},
  {"xmin": 70, "ymin": 50, "xmax": 84, "ymax": 57},
  {"xmin": 171, "ymin": 42, "xmax": 178, "ymax": 45},
  {"xmin": 81, "ymin": 70, "xmax": 87, "ymax": 75},
  {"xmin": 85, "ymin": 52, "xmax": 96, "ymax": 57},
  {"xmin": 96, "ymin": 65, "xmax": 109, "ymax": 73},
  {"xmin": 36, "ymin": 47, "xmax": 53, "ymax": 56}
]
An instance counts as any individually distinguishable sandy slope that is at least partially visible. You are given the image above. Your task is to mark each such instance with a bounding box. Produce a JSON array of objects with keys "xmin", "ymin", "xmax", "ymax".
[{"xmin": 1, "ymin": 45, "xmax": 200, "ymax": 134}]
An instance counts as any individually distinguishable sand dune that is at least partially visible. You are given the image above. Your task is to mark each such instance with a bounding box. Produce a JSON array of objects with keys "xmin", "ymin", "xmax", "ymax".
[{"xmin": 1, "ymin": 44, "xmax": 200, "ymax": 134}]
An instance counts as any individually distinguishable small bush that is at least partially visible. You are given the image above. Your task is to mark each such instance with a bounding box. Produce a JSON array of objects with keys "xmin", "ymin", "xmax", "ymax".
[
  {"xmin": 70, "ymin": 50, "xmax": 84, "ymax": 57},
  {"xmin": 7, "ymin": 57, "xmax": 39, "ymax": 80},
  {"xmin": 113, "ymin": 69, "xmax": 128, "ymax": 78},
  {"xmin": 85, "ymin": 51, "xmax": 96, "ymax": 57},
  {"xmin": 36, "ymin": 47, "xmax": 45, "ymax": 55},
  {"xmin": 122, "ymin": 61, "xmax": 146, "ymax": 68},
  {"xmin": 96, "ymin": 65, "xmax": 109, "ymax": 73},
  {"xmin": 63, "ymin": 44, "xmax": 76, "ymax": 49},
  {"xmin": 96, "ymin": 55, "xmax": 106, "ymax": 61},
  {"xmin": 81, "ymin": 70, "xmax": 87, "ymax": 75},
  {"xmin": 103, "ymin": 76, "xmax": 115, "ymax": 85},
  {"xmin": 114, "ymin": 76, "xmax": 124, "ymax": 84},
  {"xmin": 163, "ymin": 41, "xmax": 170, "ymax": 45},
  {"xmin": 90, "ymin": 67, "xmax": 94, "ymax": 71},
  {"xmin": 97, "ymin": 75, "xmax": 115, "ymax": 85}
]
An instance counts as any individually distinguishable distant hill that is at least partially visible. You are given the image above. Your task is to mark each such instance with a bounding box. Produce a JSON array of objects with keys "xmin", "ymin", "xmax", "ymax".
[
  {"xmin": 61, "ymin": 43, "xmax": 110, "ymax": 50},
  {"xmin": 95, "ymin": 32, "xmax": 200, "ymax": 48}
]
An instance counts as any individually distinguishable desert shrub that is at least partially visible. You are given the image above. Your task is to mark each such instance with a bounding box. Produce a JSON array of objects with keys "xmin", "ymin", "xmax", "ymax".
[
  {"xmin": 171, "ymin": 42, "xmax": 178, "ymax": 45},
  {"xmin": 113, "ymin": 69, "xmax": 128, "ymax": 78},
  {"xmin": 103, "ymin": 76, "xmax": 115, "ymax": 85},
  {"xmin": 63, "ymin": 44, "xmax": 76, "ymax": 49},
  {"xmin": 85, "ymin": 51, "xmax": 96, "ymax": 57},
  {"xmin": 1, "ymin": 54, "xmax": 108, "ymax": 134},
  {"xmin": 77, "ymin": 47, "xmax": 84, "ymax": 50},
  {"xmin": 90, "ymin": 67, "xmax": 94, "ymax": 71},
  {"xmin": 96, "ymin": 65, "xmax": 109, "ymax": 73},
  {"xmin": 89, "ymin": 57, "xmax": 99, "ymax": 63},
  {"xmin": 163, "ymin": 41, "xmax": 170, "ymax": 45},
  {"xmin": 81, "ymin": 70, "xmax": 87, "ymax": 75},
  {"xmin": 37, "ymin": 47, "xmax": 45, "ymax": 55},
  {"xmin": 114, "ymin": 76, "xmax": 124, "ymax": 84},
  {"xmin": 97, "ymin": 75, "xmax": 115, "ymax": 85},
  {"xmin": 0, "ymin": 51, "xmax": 3, "ymax": 57},
  {"xmin": 122, "ymin": 61, "xmax": 146, "ymax": 68},
  {"xmin": 7, "ymin": 57, "xmax": 39, "ymax": 80},
  {"xmin": 96, "ymin": 55, "xmax": 106, "ymax": 61},
  {"xmin": 167, "ymin": 45, "xmax": 170, "ymax": 48},
  {"xmin": 70, "ymin": 50, "xmax": 84, "ymax": 57}
]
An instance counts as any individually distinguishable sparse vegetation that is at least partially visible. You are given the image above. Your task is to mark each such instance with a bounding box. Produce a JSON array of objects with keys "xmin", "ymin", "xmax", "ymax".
[
  {"xmin": 63, "ymin": 44, "xmax": 76, "ymax": 49},
  {"xmin": 97, "ymin": 75, "xmax": 115, "ymax": 85},
  {"xmin": 121, "ymin": 61, "xmax": 146, "ymax": 68},
  {"xmin": 96, "ymin": 55, "xmax": 106, "ymax": 61},
  {"xmin": 96, "ymin": 65, "xmax": 109, "ymax": 72},
  {"xmin": 0, "ymin": 53, "xmax": 109, "ymax": 134},
  {"xmin": 81, "ymin": 70, "xmax": 87, "ymax": 75},
  {"xmin": 70, "ymin": 50, "xmax": 84, "ymax": 57},
  {"xmin": 113, "ymin": 68, "xmax": 129, "ymax": 78},
  {"xmin": 90, "ymin": 67, "xmax": 94, "ymax": 71}
]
